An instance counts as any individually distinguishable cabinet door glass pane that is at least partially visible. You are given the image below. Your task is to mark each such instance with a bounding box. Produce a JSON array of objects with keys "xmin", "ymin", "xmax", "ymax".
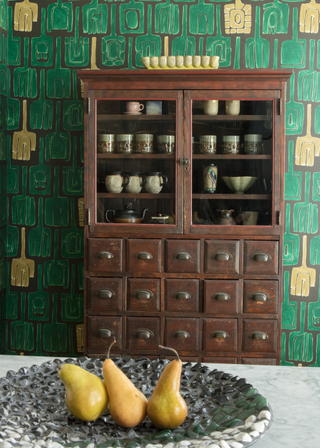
[
  {"xmin": 95, "ymin": 99, "xmax": 177, "ymax": 227},
  {"xmin": 191, "ymin": 99, "xmax": 273, "ymax": 227}
]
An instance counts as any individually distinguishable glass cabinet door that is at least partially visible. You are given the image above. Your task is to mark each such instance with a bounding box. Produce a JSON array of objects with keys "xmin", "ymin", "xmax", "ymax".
[
  {"xmin": 87, "ymin": 91, "xmax": 183, "ymax": 234},
  {"xmin": 185, "ymin": 91, "xmax": 280, "ymax": 235}
]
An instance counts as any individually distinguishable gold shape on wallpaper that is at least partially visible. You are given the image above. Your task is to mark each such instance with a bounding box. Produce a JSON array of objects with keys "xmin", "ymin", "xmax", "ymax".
[
  {"xmin": 14, "ymin": 0, "xmax": 38, "ymax": 32},
  {"xmin": 291, "ymin": 235, "xmax": 316, "ymax": 297},
  {"xmin": 12, "ymin": 100, "xmax": 36, "ymax": 160},
  {"xmin": 224, "ymin": 0, "xmax": 251, "ymax": 35},
  {"xmin": 11, "ymin": 227, "xmax": 35, "ymax": 288},
  {"xmin": 300, "ymin": 0, "xmax": 320, "ymax": 34},
  {"xmin": 295, "ymin": 104, "xmax": 320, "ymax": 167}
]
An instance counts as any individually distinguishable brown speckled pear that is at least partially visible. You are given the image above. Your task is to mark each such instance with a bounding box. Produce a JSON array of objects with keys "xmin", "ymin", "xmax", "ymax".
[
  {"xmin": 103, "ymin": 338, "xmax": 148, "ymax": 428},
  {"xmin": 58, "ymin": 363, "xmax": 108, "ymax": 422},
  {"xmin": 147, "ymin": 345, "xmax": 187, "ymax": 429}
]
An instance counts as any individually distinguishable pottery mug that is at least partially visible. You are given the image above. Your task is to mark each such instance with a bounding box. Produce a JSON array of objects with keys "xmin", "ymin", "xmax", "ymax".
[
  {"xmin": 199, "ymin": 135, "xmax": 217, "ymax": 154},
  {"xmin": 225, "ymin": 100, "xmax": 240, "ymax": 116},
  {"xmin": 144, "ymin": 172, "xmax": 168, "ymax": 194},
  {"xmin": 203, "ymin": 100, "xmax": 219, "ymax": 115},
  {"xmin": 97, "ymin": 134, "xmax": 115, "ymax": 153},
  {"xmin": 157, "ymin": 135, "xmax": 175, "ymax": 153},
  {"xmin": 116, "ymin": 134, "xmax": 134, "ymax": 153},
  {"xmin": 222, "ymin": 135, "xmax": 240, "ymax": 154},
  {"xmin": 105, "ymin": 171, "xmax": 129, "ymax": 194},
  {"xmin": 243, "ymin": 211, "xmax": 259, "ymax": 226},
  {"xmin": 135, "ymin": 133, "xmax": 153, "ymax": 154},
  {"xmin": 124, "ymin": 172, "xmax": 146, "ymax": 194},
  {"xmin": 244, "ymin": 134, "xmax": 263, "ymax": 154}
]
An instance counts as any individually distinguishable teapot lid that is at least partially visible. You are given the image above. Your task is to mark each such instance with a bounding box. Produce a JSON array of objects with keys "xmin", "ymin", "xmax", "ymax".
[{"xmin": 115, "ymin": 204, "xmax": 139, "ymax": 218}]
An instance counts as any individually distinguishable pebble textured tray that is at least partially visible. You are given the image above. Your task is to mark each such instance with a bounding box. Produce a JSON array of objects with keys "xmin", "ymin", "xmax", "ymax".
[{"xmin": 0, "ymin": 356, "xmax": 272, "ymax": 448}]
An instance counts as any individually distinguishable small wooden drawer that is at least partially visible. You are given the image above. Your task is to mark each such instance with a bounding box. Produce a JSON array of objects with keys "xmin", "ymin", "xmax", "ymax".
[
  {"xmin": 241, "ymin": 357, "xmax": 277, "ymax": 365},
  {"xmin": 203, "ymin": 318, "xmax": 238, "ymax": 352},
  {"xmin": 242, "ymin": 319, "xmax": 277, "ymax": 353},
  {"xmin": 87, "ymin": 316, "xmax": 122, "ymax": 353},
  {"xmin": 165, "ymin": 279, "xmax": 199, "ymax": 312},
  {"xmin": 127, "ymin": 278, "xmax": 160, "ymax": 311},
  {"xmin": 88, "ymin": 238, "xmax": 123, "ymax": 272},
  {"xmin": 203, "ymin": 356, "xmax": 238, "ymax": 364},
  {"xmin": 165, "ymin": 318, "xmax": 199, "ymax": 351},
  {"xmin": 126, "ymin": 317, "xmax": 160, "ymax": 350},
  {"xmin": 127, "ymin": 239, "xmax": 161, "ymax": 273},
  {"xmin": 243, "ymin": 280, "xmax": 278, "ymax": 314},
  {"xmin": 244, "ymin": 241, "xmax": 278, "ymax": 275},
  {"xmin": 166, "ymin": 240, "xmax": 200, "ymax": 273},
  {"xmin": 204, "ymin": 280, "xmax": 239, "ymax": 314},
  {"xmin": 88, "ymin": 277, "xmax": 122, "ymax": 311},
  {"xmin": 204, "ymin": 240, "xmax": 240, "ymax": 274}
]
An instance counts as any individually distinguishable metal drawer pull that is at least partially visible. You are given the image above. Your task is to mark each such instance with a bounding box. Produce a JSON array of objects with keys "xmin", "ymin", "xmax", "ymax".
[
  {"xmin": 174, "ymin": 330, "xmax": 190, "ymax": 339},
  {"xmin": 98, "ymin": 251, "xmax": 114, "ymax": 259},
  {"xmin": 252, "ymin": 292, "xmax": 269, "ymax": 302},
  {"xmin": 175, "ymin": 292, "xmax": 191, "ymax": 300},
  {"xmin": 136, "ymin": 252, "xmax": 153, "ymax": 260},
  {"xmin": 98, "ymin": 289, "xmax": 115, "ymax": 299},
  {"xmin": 97, "ymin": 328, "xmax": 114, "ymax": 338},
  {"xmin": 212, "ymin": 331, "xmax": 229, "ymax": 339},
  {"xmin": 135, "ymin": 289, "xmax": 154, "ymax": 300},
  {"xmin": 214, "ymin": 293, "xmax": 230, "ymax": 301},
  {"xmin": 175, "ymin": 252, "xmax": 191, "ymax": 260},
  {"xmin": 250, "ymin": 331, "xmax": 268, "ymax": 340},
  {"xmin": 252, "ymin": 252, "xmax": 271, "ymax": 262},
  {"xmin": 135, "ymin": 329, "xmax": 154, "ymax": 339},
  {"xmin": 213, "ymin": 251, "xmax": 232, "ymax": 261}
]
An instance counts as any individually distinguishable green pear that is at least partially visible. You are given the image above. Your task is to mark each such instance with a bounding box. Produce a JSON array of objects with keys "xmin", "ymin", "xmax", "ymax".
[
  {"xmin": 58, "ymin": 363, "xmax": 108, "ymax": 421},
  {"xmin": 147, "ymin": 345, "xmax": 187, "ymax": 429},
  {"xmin": 103, "ymin": 338, "xmax": 148, "ymax": 428}
]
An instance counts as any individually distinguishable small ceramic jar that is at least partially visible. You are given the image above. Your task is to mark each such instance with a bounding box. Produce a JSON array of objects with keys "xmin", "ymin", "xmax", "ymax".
[
  {"xmin": 199, "ymin": 135, "xmax": 217, "ymax": 154},
  {"xmin": 203, "ymin": 100, "xmax": 218, "ymax": 115},
  {"xmin": 203, "ymin": 164, "xmax": 218, "ymax": 193},
  {"xmin": 116, "ymin": 134, "xmax": 134, "ymax": 153},
  {"xmin": 97, "ymin": 134, "xmax": 115, "ymax": 153},
  {"xmin": 135, "ymin": 134, "xmax": 153, "ymax": 154},
  {"xmin": 225, "ymin": 100, "xmax": 240, "ymax": 115},
  {"xmin": 222, "ymin": 135, "xmax": 240, "ymax": 154},
  {"xmin": 157, "ymin": 135, "xmax": 175, "ymax": 153},
  {"xmin": 244, "ymin": 134, "xmax": 263, "ymax": 154}
]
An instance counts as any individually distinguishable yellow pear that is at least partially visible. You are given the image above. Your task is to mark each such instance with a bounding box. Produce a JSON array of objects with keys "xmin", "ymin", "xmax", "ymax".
[
  {"xmin": 147, "ymin": 345, "xmax": 187, "ymax": 429},
  {"xmin": 58, "ymin": 363, "xmax": 108, "ymax": 421},
  {"xmin": 103, "ymin": 338, "xmax": 148, "ymax": 428}
]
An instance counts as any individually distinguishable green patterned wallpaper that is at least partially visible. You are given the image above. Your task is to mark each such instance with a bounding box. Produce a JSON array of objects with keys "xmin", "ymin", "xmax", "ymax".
[{"xmin": 3, "ymin": 0, "xmax": 320, "ymax": 365}]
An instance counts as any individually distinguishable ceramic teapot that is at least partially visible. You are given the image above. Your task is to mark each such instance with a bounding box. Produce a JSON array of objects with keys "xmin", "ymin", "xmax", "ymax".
[
  {"xmin": 216, "ymin": 209, "xmax": 236, "ymax": 225},
  {"xmin": 106, "ymin": 204, "xmax": 148, "ymax": 223}
]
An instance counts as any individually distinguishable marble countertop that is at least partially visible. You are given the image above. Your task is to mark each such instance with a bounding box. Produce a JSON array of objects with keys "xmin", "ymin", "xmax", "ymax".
[{"xmin": 0, "ymin": 355, "xmax": 319, "ymax": 448}]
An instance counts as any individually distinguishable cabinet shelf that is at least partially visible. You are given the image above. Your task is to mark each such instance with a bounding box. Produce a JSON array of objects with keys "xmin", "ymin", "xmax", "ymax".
[
  {"xmin": 193, "ymin": 114, "xmax": 268, "ymax": 122},
  {"xmin": 97, "ymin": 114, "xmax": 175, "ymax": 122},
  {"xmin": 192, "ymin": 154, "xmax": 272, "ymax": 160},
  {"xmin": 97, "ymin": 153, "xmax": 175, "ymax": 159},
  {"xmin": 97, "ymin": 193, "xmax": 175, "ymax": 199},
  {"xmin": 193, "ymin": 194, "xmax": 271, "ymax": 200}
]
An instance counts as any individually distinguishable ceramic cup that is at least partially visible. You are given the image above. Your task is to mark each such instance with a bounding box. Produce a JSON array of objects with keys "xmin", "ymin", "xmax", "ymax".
[
  {"xmin": 116, "ymin": 134, "xmax": 134, "ymax": 153},
  {"xmin": 157, "ymin": 135, "xmax": 175, "ymax": 153},
  {"xmin": 124, "ymin": 172, "xmax": 146, "ymax": 194},
  {"xmin": 105, "ymin": 171, "xmax": 129, "ymax": 194},
  {"xmin": 209, "ymin": 56, "xmax": 220, "ymax": 69},
  {"xmin": 167, "ymin": 56, "xmax": 176, "ymax": 68},
  {"xmin": 150, "ymin": 56, "xmax": 159, "ymax": 68},
  {"xmin": 243, "ymin": 211, "xmax": 259, "ymax": 226},
  {"xmin": 199, "ymin": 135, "xmax": 217, "ymax": 154},
  {"xmin": 176, "ymin": 55, "xmax": 184, "ymax": 68},
  {"xmin": 141, "ymin": 57, "xmax": 150, "ymax": 69},
  {"xmin": 184, "ymin": 55, "xmax": 192, "ymax": 68},
  {"xmin": 159, "ymin": 56, "xmax": 167, "ymax": 68},
  {"xmin": 201, "ymin": 56, "xmax": 210, "ymax": 68},
  {"xmin": 222, "ymin": 135, "xmax": 240, "ymax": 154},
  {"xmin": 97, "ymin": 134, "xmax": 115, "ymax": 153},
  {"xmin": 126, "ymin": 102, "xmax": 144, "ymax": 114},
  {"xmin": 225, "ymin": 100, "xmax": 240, "ymax": 115},
  {"xmin": 193, "ymin": 55, "xmax": 201, "ymax": 68},
  {"xmin": 244, "ymin": 134, "xmax": 263, "ymax": 154},
  {"xmin": 203, "ymin": 100, "xmax": 219, "ymax": 115},
  {"xmin": 135, "ymin": 133, "xmax": 153, "ymax": 153},
  {"xmin": 144, "ymin": 172, "xmax": 168, "ymax": 194}
]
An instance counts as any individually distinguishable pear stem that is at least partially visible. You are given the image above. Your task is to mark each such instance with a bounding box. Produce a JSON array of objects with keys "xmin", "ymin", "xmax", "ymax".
[
  {"xmin": 106, "ymin": 337, "xmax": 117, "ymax": 359},
  {"xmin": 159, "ymin": 345, "xmax": 180, "ymax": 361}
]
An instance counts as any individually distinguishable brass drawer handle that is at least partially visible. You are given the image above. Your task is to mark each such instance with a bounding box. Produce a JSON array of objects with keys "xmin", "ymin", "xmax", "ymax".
[
  {"xmin": 135, "ymin": 289, "xmax": 154, "ymax": 300},
  {"xmin": 97, "ymin": 328, "xmax": 114, "ymax": 338},
  {"xmin": 213, "ymin": 251, "xmax": 232, "ymax": 261},
  {"xmin": 136, "ymin": 252, "xmax": 153, "ymax": 260},
  {"xmin": 214, "ymin": 293, "xmax": 230, "ymax": 301},
  {"xmin": 135, "ymin": 329, "xmax": 154, "ymax": 339},
  {"xmin": 251, "ymin": 292, "xmax": 269, "ymax": 302},
  {"xmin": 175, "ymin": 252, "xmax": 191, "ymax": 260},
  {"xmin": 98, "ymin": 251, "xmax": 114, "ymax": 259},
  {"xmin": 212, "ymin": 331, "xmax": 229, "ymax": 339},
  {"xmin": 174, "ymin": 330, "xmax": 190, "ymax": 339},
  {"xmin": 175, "ymin": 292, "xmax": 191, "ymax": 300},
  {"xmin": 250, "ymin": 331, "xmax": 268, "ymax": 340},
  {"xmin": 98, "ymin": 289, "xmax": 115, "ymax": 299},
  {"xmin": 252, "ymin": 252, "xmax": 271, "ymax": 262}
]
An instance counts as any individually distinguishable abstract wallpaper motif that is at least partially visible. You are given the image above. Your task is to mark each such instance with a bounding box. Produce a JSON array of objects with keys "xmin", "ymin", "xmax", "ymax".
[{"xmin": 1, "ymin": 0, "xmax": 320, "ymax": 365}]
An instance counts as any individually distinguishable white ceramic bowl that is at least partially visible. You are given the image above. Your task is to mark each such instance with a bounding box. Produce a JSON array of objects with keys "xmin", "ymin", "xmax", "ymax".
[{"xmin": 222, "ymin": 176, "xmax": 257, "ymax": 194}]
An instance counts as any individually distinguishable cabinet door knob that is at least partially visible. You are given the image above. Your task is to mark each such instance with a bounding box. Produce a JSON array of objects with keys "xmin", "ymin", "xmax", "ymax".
[
  {"xmin": 250, "ymin": 331, "xmax": 268, "ymax": 340},
  {"xmin": 174, "ymin": 330, "xmax": 190, "ymax": 339},
  {"xmin": 175, "ymin": 252, "xmax": 191, "ymax": 260},
  {"xmin": 214, "ymin": 293, "xmax": 230, "ymax": 301},
  {"xmin": 97, "ymin": 328, "xmax": 114, "ymax": 338},
  {"xmin": 175, "ymin": 292, "xmax": 191, "ymax": 300},
  {"xmin": 98, "ymin": 251, "xmax": 114, "ymax": 259},
  {"xmin": 252, "ymin": 252, "xmax": 271, "ymax": 262},
  {"xmin": 251, "ymin": 292, "xmax": 269, "ymax": 302},
  {"xmin": 135, "ymin": 289, "xmax": 154, "ymax": 300},
  {"xmin": 212, "ymin": 331, "xmax": 229, "ymax": 339},
  {"xmin": 98, "ymin": 289, "xmax": 115, "ymax": 299},
  {"xmin": 136, "ymin": 252, "xmax": 153, "ymax": 260},
  {"xmin": 135, "ymin": 329, "xmax": 154, "ymax": 339},
  {"xmin": 213, "ymin": 251, "xmax": 232, "ymax": 261}
]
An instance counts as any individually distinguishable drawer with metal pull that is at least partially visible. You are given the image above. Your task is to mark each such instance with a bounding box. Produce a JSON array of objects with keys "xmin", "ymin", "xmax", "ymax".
[
  {"xmin": 88, "ymin": 277, "xmax": 122, "ymax": 311},
  {"xmin": 243, "ymin": 280, "xmax": 278, "ymax": 314},
  {"xmin": 244, "ymin": 241, "xmax": 278, "ymax": 275},
  {"xmin": 203, "ymin": 318, "xmax": 238, "ymax": 352},
  {"xmin": 204, "ymin": 240, "xmax": 240, "ymax": 274},
  {"xmin": 165, "ymin": 318, "xmax": 199, "ymax": 351},
  {"xmin": 127, "ymin": 239, "xmax": 162, "ymax": 273},
  {"xmin": 126, "ymin": 317, "xmax": 160, "ymax": 350},
  {"xmin": 127, "ymin": 278, "xmax": 160, "ymax": 311},
  {"xmin": 165, "ymin": 279, "xmax": 200, "ymax": 312},
  {"xmin": 87, "ymin": 316, "xmax": 122, "ymax": 353},
  {"xmin": 88, "ymin": 238, "xmax": 123, "ymax": 272},
  {"xmin": 166, "ymin": 240, "xmax": 200, "ymax": 273},
  {"xmin": 204, "ymin": 280, "xmax": 239, "ymax": 314},
  {"xmin": 242, "ymin": 319, "xmax": 277, "ymax": 353}
]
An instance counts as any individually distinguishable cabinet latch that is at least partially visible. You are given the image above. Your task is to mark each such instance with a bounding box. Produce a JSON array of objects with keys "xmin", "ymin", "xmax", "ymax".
[{"xmin": 179, "ymin": 158, "xmax": 190, "ymax": 171}]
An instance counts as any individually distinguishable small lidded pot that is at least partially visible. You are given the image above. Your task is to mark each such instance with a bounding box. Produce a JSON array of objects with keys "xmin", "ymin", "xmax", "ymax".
[
  {"xmin": 222, "ymin": 135, "xmax": 240, "ymax": 154},
  {"xmin": 97, "ymin": 134, "xmax": 115, "ymax": 153},
  {"xmin": 135, "ymin": 133, "xmax": 153, "ymax": 154}
]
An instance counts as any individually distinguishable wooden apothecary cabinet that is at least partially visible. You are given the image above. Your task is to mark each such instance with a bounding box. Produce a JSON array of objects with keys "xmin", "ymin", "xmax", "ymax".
[{"xmin": 78, "ymin": 69, "xmax": 292, "ymax": 365}]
